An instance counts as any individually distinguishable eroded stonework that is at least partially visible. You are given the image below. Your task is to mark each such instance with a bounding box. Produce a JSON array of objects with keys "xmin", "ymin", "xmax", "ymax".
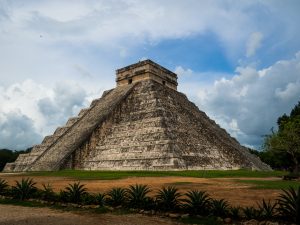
[{"xmin": 4, "ymin": 60, "xmax": 271, "ymax": 172}]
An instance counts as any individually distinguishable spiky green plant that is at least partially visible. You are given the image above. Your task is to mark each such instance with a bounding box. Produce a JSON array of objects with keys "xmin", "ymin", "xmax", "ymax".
[
  {"xmin": 126, "ymin": 184, "xmax": 151, "ymax": 209},
  {"xmin": 155, "ymin": 186, "xmax": 182, "ymax": 212},
  {"xmin": 257, "ymin": 199, "xmax": 277, "ymax": 219},
  {"xmin": 64, "ymin": 182, "xmax": 87, "ymax": 203},
  {"xmin": 242, "ymin": 206, "xmax": 261, "ymax": 220},
  {"xmin": 183, "ymin": 190, "xmax": 211, "ymax": 216},
  {"xmin": 210, "ymin": 199, "xmax": 230, "ymax": 217},
  {"xmin": 40, "ymin": 183, "xmax": 56, "ymax": 201},
  {"xmin": 81, "ymin": 193, "xmax": 97, "ymax": 205},
  {"xmin": 95, "ymin": 193, "xmax": 106, "ymax": 207},
  {"xmin": 0, "ymin": 178, "xmax": 8, "ymax": 195},
  {"xmin": 106, "ymin": 187, "xmax": 127, "ymax": 207},
  {"xmin": 12, "ymin": 178, "xmax": 37, "ymax": 200},
  {"xmin": 277, "ymin": 186, "xmax": 300, "ymax": 222},
  {"xmin": 58, "ymin": 190, "xmax": 69, "ymax": 202},
  {"xmin": 229, "ymin": 206, "xmax": 241, "ymax": 219}
]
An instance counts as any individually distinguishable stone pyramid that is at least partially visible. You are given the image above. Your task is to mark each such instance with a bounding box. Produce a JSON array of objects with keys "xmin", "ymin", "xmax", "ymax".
[{"xmin": 4, "ymin": 60, "xmax": 270, "ymax": 172}]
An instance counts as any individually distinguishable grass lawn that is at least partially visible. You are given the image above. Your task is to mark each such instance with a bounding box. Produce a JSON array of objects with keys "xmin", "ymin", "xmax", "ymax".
[{"xmin": 24, "ymin": 169, "xmax": 287, "ymax": 180}]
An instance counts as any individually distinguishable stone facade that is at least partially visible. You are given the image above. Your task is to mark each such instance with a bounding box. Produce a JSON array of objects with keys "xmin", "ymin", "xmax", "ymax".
[{"xmin": 3, "ymin": 60, "xmax": 271, "ymax": 172}]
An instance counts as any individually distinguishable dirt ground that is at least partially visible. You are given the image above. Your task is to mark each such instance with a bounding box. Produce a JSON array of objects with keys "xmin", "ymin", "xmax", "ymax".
[
  {"xmin": 0, "ymin": 205, "xmax": 180, "ymax": 225},
  {"xmin": 0, "ymin": 173, "xmax": 282, "ymax": 207}
]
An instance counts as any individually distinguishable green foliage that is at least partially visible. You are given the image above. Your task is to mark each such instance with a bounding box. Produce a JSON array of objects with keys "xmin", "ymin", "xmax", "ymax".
[
  {"xmin": 183, "ymin": 190, "xmax": 211, "ymax": 216},
  {"xmin": 81, "ymin": 193, "xmax": 96, "ymax": 205},
  {"xmin": 257, "ymin": 199, "xmax": 277, "ymax": 219},
  {"xmin": 95, "ymin": 193, "xmax": 106, "ymax": 207},
  {"xmin": 229, "ymin": 206, "xmax": 241, "ymax": 219},
  {"xmin": 242, "ymin": 206, "xmax": 261, "ymax": 220},
  {"xmin": 277, "ymin": 186, "xmax": 300, "ymax": 222},
  {"xmin": 263, "ymin": 101, "xmax": 300, "ymax": 172},
  {"xmin": 27, "ymin": 169, "xmax": 286, "ymax": 180},
  {"xmin": 106, "ymin": 187, "xmax": 127, "ymax": 207},
  {"xmin": 0, "ymin": 178, "xmax": 8, "ymax": 195},
  {"xmin": 40, "ymin": 183, "xmax": 56, "ymax": 201},
  {"xmin": 11, "ymin": 178, "xmax": 37, "ymax": 200},
  {"xmin": 58, "ymin": 190, "xmax": 69, "ymax": 202},
  {"xmin": 64, "ymin": 182, "xmax": 87, "ymax": 203},
  {"xmin": 155, "ymin": 186, "xmax": 182, "ymax": 212},
  {"xmin": 126, "ymin": 184, "xmax": 151, "ymax": 209},
  {"xmin": 210, "ymin": 199, "xmax": 229, "ymax": 217},
  {"xmin": 0, "ymin": 148, "xmax": 32, "ymax": 171}
]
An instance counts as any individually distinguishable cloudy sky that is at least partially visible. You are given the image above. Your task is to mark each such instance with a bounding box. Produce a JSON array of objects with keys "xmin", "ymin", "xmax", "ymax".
[{"xmin": 0, "ymin": 0, "xmax": 300, "ymax": 150}]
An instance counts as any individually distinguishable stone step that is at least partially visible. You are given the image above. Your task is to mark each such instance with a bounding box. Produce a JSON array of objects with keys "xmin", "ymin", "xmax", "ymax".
[
  {"xmin": 78, "ymin": 108, "xmax": 89, "ymax": 117},
  {"xmin": 53, "ymin": 126, "xmax": 69, "ymax": 136},
  {"xmin": 65, "ymin": 116, "xmax": 80, "ymax": 127}
]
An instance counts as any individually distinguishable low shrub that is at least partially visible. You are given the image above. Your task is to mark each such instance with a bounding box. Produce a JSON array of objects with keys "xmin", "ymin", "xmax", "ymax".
[
  {"xmin": 242, "ymin": 206, "xmax": 261, "ymax": 220},
  {"xmin": 106, "ymin": 187, "xmax": 127, "ymax": 207},
  {"xmin": 183, "ymin": 190, "xmax": 211, "ymax": 216},
  {"xmin": 210, "ymin": 199, "xmax": 229, "ymax": 217},
  {"xmin": 155, "ymin": 186, "xmax": 182, "ymax": 212},
  {"xmin": 11, "ymin": 178, "xmax": 37, "ymax": 200},
  {"xmin": 126, "ymin": 184, "xmax": 151, "ymax": 209},
  {"xmin": 257, "ymin": 199, "xmax": 277, "ymax": 220},
  {"xmin": 277, "ymin": 186, "xmax": 300, "ymax": 222},
  {"xmin": 0, "ymin": 178, "xmax": 8, "ymax": 195},
  {"xmin": 64, "ymin": 182, "xmax": 87, "ymax": 204},
  {"xmin": 229, "ymin": 206, "xmax": 241, "ymax": 219}
]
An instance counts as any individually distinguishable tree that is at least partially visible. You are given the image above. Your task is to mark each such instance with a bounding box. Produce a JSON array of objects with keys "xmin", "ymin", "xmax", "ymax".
[
  {"xmin": 0, "ymin": 148, "xmax": 32, "ymax": 171},
  {"xmin": 264, "ymin": 101, "xmax": 300, "ymax": 173}
]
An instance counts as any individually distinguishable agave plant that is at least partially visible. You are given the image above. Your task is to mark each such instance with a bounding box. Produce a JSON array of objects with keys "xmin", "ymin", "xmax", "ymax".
[
  {"xmin": 81, "ymin": 193, "xmax": 96, "ymax": 205},
  {"xmin": 106, "ymin": 187, "xmax": 127, "ymax": 207},
  {"xmin": 12, "ymin": 178, "xmax": 37, "ymax": 200},
  {"xmin": 229, "ymin": 206, "xmax": 241, "ymax": 219},
  {"xmin": 277, "ymin": 186, "xmax": 300, "ymax": 222},
  {"xmin": 126, "ymin": 184, "xmax": 151, "ymax": 209},
  {"xmin": 155, "ymin": 186, "xmax": 182, "ymax": 212},
  {"xmin": 242, "ymin": 206, "xmax": 261, "ymax": 220},
  {"xmin": 257, "ymin": 199, "xmax": 277, "ymax": 219},
  {"xmin": 40, "ymin": 183, "xmax": 56, "ymax": 201},
  {"xmin": 210, "ymin": 199, "xmax": 230, "ymax": 217},
  {"xmin": 0, "ymin": 178, "xmax": 8, "ymax": 195},
  {"xmin": 64, "ymin": 182, "xmax": 87, "ymax": 203},
  {"xmin": 183, "ymin": 190, "xmax": 211, "ymax": 216},
  {"xmin": 58, "ymin": 190, "xmax": 69, "ymax": 202},
  {"xmin": 95, "ymin": 193, "xmax": 106, "ymax": 207}
]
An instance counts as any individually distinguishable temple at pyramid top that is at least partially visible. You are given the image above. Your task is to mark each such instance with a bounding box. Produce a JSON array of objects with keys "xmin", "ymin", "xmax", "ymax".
[{"xmin": 116, "ymin": 59, "xmax": 178, "ymax": 90}]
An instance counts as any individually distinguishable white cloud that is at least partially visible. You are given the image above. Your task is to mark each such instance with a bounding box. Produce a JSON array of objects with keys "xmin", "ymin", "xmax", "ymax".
[
  {"xmin": 0, "ymin": 0, "xmax": 300, "ymax": 150},
  {"xmin": 0, "ymin": 79, "xmax": 98, "ymax": 149},
  {"xmin": 195, "ymin": 52, "xmax": 300, "ymax": 148},
  {"xmin": 175, "ymin": 66, "xmax": 193, "ymax": 77},
  {"xmin": 246, "ymin": 32, "xmax": 263, "ymax": 57},
  {"xmin": 0, "ymin": 111, "xmax": 42, "ymax": 150}
]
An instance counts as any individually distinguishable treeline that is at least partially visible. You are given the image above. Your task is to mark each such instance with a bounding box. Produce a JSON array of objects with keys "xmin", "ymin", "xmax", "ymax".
[
  {"xmin": 0, "ymin": 148, "xmax": 31, "ymax": 171},
  {"xmin": 258, "ymin": 101, "xmax": 300, "ymax": 173}
]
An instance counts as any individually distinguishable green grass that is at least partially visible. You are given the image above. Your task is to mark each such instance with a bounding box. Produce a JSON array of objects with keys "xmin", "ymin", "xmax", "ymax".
[
  {"xmin": 234, "ymin": 179, "xmax": 300, "ymax": 189},
  {"xmin": 23, "ymin": 169, "xmax": 287, "ymax": 180}
]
